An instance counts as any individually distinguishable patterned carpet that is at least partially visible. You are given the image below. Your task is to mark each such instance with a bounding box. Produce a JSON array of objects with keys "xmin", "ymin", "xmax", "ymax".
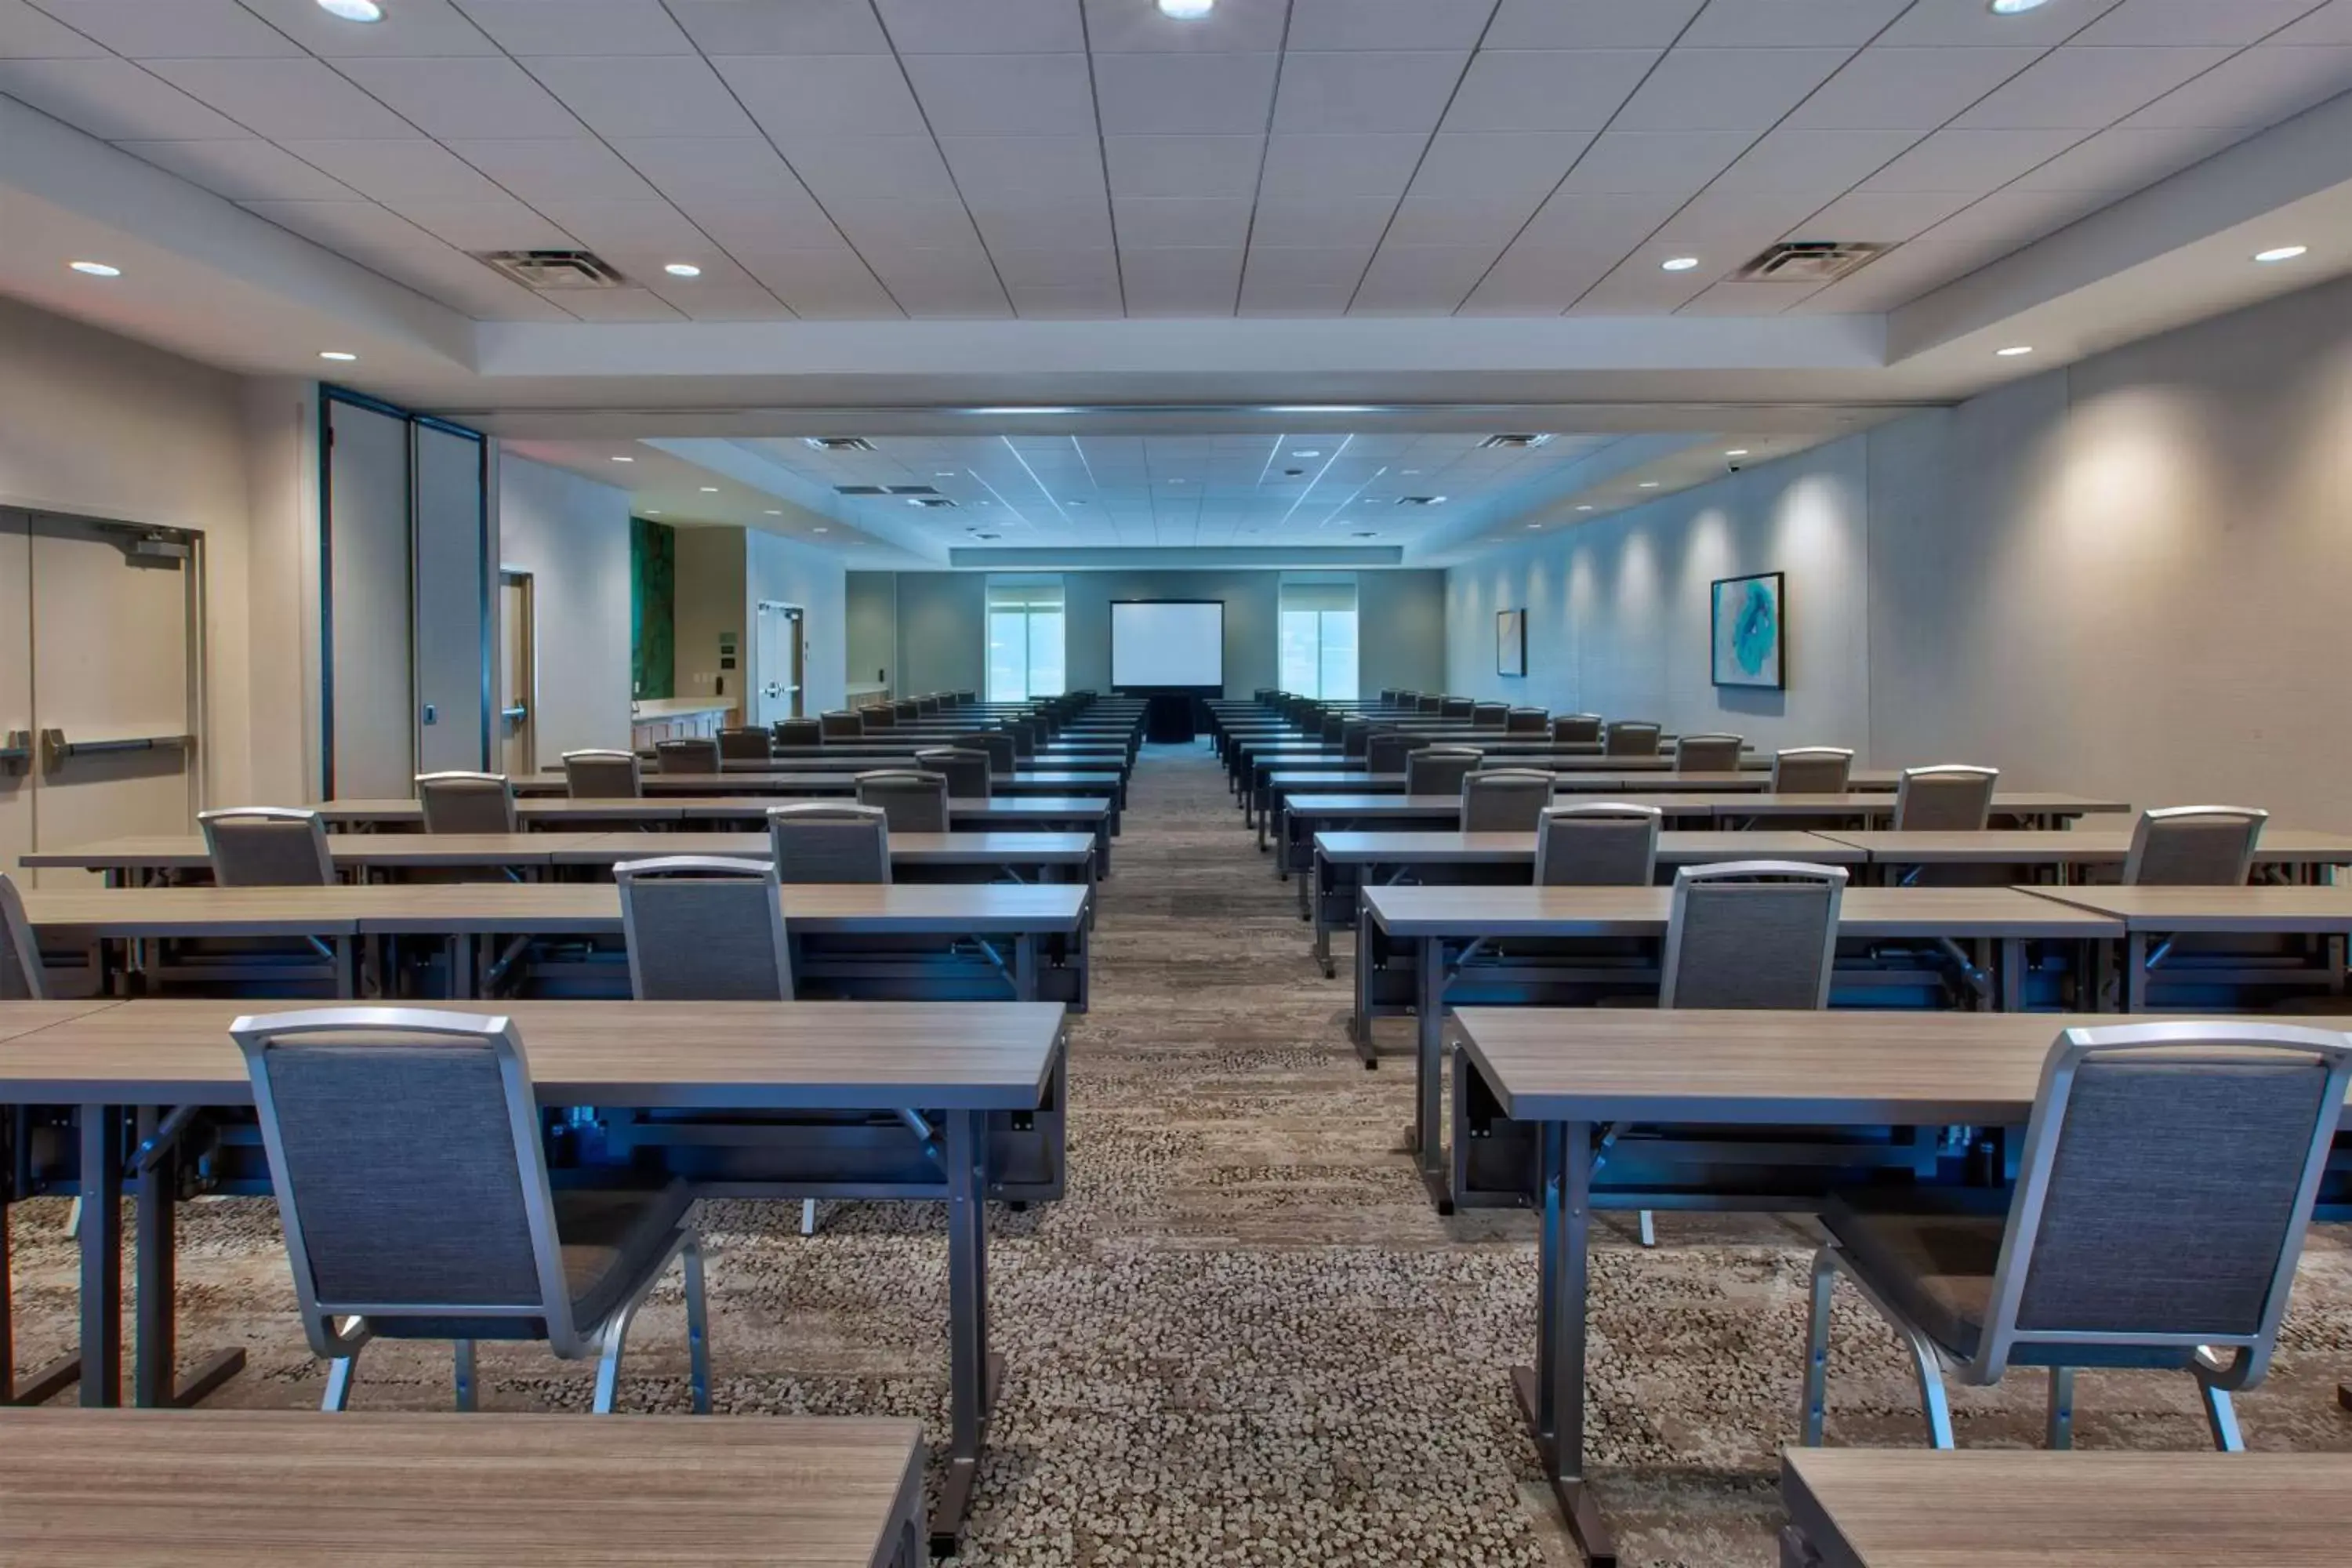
[{"xmin": 13, "ymin": 742, "xmax": 2352, "ymax": 1565}]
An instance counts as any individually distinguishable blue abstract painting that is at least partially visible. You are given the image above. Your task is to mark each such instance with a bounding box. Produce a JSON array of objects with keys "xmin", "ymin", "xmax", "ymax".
[{"xmin": 1711, "ymin": 572, "xmax": 1784, "ymax": 689}]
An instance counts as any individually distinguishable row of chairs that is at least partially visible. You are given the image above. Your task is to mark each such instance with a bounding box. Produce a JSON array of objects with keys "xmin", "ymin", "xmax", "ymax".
[
  {"xmin": 546, "ymin": 745, "xmax": 1002, "ymax": 804},
  {"xmin": 1408, "ymin": 752, "xmax": 1996, "ymax": 828}
]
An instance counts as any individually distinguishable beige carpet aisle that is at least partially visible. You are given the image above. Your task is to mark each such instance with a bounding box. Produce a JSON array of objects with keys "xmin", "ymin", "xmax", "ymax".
[{"xmin": 13, "ymin": 742, "xmax": 2352, "ymax": 1566}]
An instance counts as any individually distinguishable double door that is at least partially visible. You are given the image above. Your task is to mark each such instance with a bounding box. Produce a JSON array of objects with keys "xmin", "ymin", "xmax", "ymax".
[
  {"xmin": 755, "ymin": 601, "xmax": 804, "ymax": 727},
  {"xmin": 0, "ymin": 509, "xmax": 200, "ymax": 889}
]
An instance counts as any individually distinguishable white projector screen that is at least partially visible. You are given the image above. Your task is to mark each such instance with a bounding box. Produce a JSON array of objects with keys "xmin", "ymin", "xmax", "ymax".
[{"xmin": 1112, "ymin": 600, "xmax": 1225, "ymax": 688}]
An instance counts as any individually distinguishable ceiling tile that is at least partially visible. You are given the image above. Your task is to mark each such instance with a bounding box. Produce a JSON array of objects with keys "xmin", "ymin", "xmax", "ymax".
[
  {"xmin": 2071, "ymin": 0, "xmax": 2331, "ymax": 46},
  {"xmin": 648, "ymin": 282, "xmax": 796, "ymax": 321},
  {"xmin": 544, "ymin": 285, "xmax": 686, "ymax": 321},
  {"xmin": 1681, "ymin": 0, "xmax": 1912, "ymax": 47},
  {"xmin": 1237, "ymin": 252, "xmax": 1363, "ymax": 316},
  {"xmin": 0, "ymin": 57, "xmax": 253, "ymax": 138},
  {"xmin": 240, "ymin": 196, "xmax": 440, "ymax": 252},
  {"xmin": 1008, "ymin": 280, "xmax": 1127, "ymax": 317},
  {"xmin": 989, "ymin": 246, "xmax": 1119, "ymax": 287},
  {"xmin": 450, "ymin": 0, "xmax": 694, "ymax": 55},
  {"xmin": 1707, "ymin": 127, "xmax": 1922, "ymax": 198},
  {"xmin": 346, "ymin": 241, "xmax": 577, "ymax": 318},
  {"xmin": 1113, "ymin": 194, "xmax": 1254, "ymax": 249},
  {"xmin": 969, "ymin": 199, "xmax": 1115, "ymax": 251},
  {"xmin": 1406, "ymin": 132, "xmax": 1594, "ymax": 203},
  {"xmin": 1457, "ymin": 240, "xmax": 1618, "ymax": 313},
  {"xmin": 2007, "ymin": 123, "xmax": 2249, "ymax": 190},
  {"xmin": 1879, "ymin": 0, "xmax": 2127, "ymax": 45},
  {"xmin": 1860, "ymin": 125, "xmax": 2089, "ymax": 191},
  {"xmin": 27, "ymin": 0, "xmax": 301, "ymax": 56},
  {"xmin": 1954, "ymin": 44, "xmax": 2236, "ymax": 129},
  {"xmin": 275, "ymin": 137, "xmax": 506, "ymax": 200},
  {"xmin": 1556, "ymin": 129, "xmax": 1751, "ymax": 193},
  {"xmin": 1784, "ymin": 45, "xmax": 2049, "ymax": 129},
  {"xmin": 330, "ymin": 56, "xmax": 583, "ymax": 140},
  {"xmin": 1798, "ymin": 186, "xmax": 1975, "ymax": 242},
  {"xmin": 376, "ymin": 194, "xmax": 576, "ymax": 249},
  {"xmin": 524, "ymin": 55, "xmax": 758, "ymax": 138},
  {"xmin": 1801, "ymin": 185, "xmax": 2111, "ymax": 309},
  {"xmin": 1656, "ymin": 188, "xmax": 1820, "ymax": 252},
  {"xmin": 1674, "ymin": 277, "xmax": 1814, "ymax": 314},
  {"xmin": 514, "ymin": 198, "xmax": 710, "ymax": 252},
  {"xmin": 1567, "ymin": 248, "xmax": 1715, "ymax": 313},
  {"xmin": 1120, "ymin": 245, "xmax": 1243, "ymax": 314},
  {"xmin": 713, "ymin": 53, "xmax": 928, "ymax": 137},
  {"xmin": 859, "ymin": 249, "xmax": 1011, "ymax": 317},
  {"xmin": 2275, "ymin": 0, "xmax": 2352, "ymax": 42},
  {"xmin": 1092, "ymin": 50, "xmax": 1279, "ymax": 134},
  {"xmin": 1274, "ymin": 49, "xmax": 1469, "ymax": 134},
  {"xmin": 1245, "ymin": 196, "xmax": 1403, "ymax": 249},
  {"xmin": 445, "ymin": 136, "xmax": 662, "ymax": 202},
  {"xmin": 605, "ymin": 136, "xmax": 829, "ymax": 221},
  {"xmin": 591, "ymin": 244, "xmax": 759, "ymax": 289},
  {"xmin": 1515, "ymin": 189, "xmax": 1686, "ymax": 246},
  {"xmin": 112, "ymin": 136, "xmax": 357, "ymax": 200},
  {"xmin": 901, "ymin": 52, "xmax": 1098, "ymax": 136},
  {"xmin": 1611, "ymin": 46, "xmax": 1855, "ymax": 131},
  {"xmin": 670, "ymin": 0, "xmax": 891, "ymax": 53},
  {"xmin": 875, "ymin": 0, "xmax": 1086, "ymax": 53},
  {"xmin": 775, "ymin": 135, "xmax": 960, "ymax": 205},
  {"xmin": 235, "ymin": 0, "xmax": 502, "ymax": 56},
  {"xmin": 938, "ymin": 136, "xmax": 1107, "ymax": 201},
  {"xmin": 732, "ymin": 246, "xmax": 900, "ymax": 317},
  {"xmin": 0, "ymin": 0, "xmax": 103, "ymax": 56},
  {"xmin": 1484, "ymin": 0, "xmax": 1706, "ymax": 49},
  {"xmin": 1294, "ymin": 0, "xmax": 1500, "ymax": 50},
  {"xmin": 1350, "ymin": 242, "xmax": 1501, "ymax": 313},
  {"xmin": 1101, "ymin": 132, "xmax": 1265, "ymax": 197},
  {"xmin": 1080, "ymin": 0, "xmax": 1288, "ymax": 53},
  {"xmin": 144, "ymin": 57, "xmax": 421, "ymax": 139},
  {"xmin": 1256, "ymin": 132, "xmax": 1430, "ymax": 200},
  {"xmin": 2122, "ymin": 44, "xmax": 2352, "ymax": 128},
  {"xmin": 1441, "ymin": 49, "xmax": 1658, "ymax": 132},
  {"xmin": 826, "ymin": 197, "xmax": 987, "ymax": 252},
  {"xmin": 1383, "ymin": 195, "xmax": 1544, "ymax": 249}
]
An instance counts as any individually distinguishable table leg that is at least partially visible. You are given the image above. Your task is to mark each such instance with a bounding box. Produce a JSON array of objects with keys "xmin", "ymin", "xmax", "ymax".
[
  {"xmin": 1512, "ymin": 1118, "xmax": 1615, "ymax": 1565},
  {"xmin": 1014, "ymin": 933, "xmax": 1038, "ymax": 1002},
  {"xmin": 1312, "ymin": 853, "xmax": 1334, "ymax": 975},
  {"xmin": 77, "ymin": 1104, "xmax": 122, "ymax": 1407},
  {"xmin": 131, "ymin": 1107, "xmax": 245, "ymax": 1408},
  {"xmin": 934, "ymin": 1109, "xmax": 1002, "ymax": 1557},
  {"xmin": 1999, "ymin": 938, "xmax": 2022, "ymax": 1013},
  {"xmin": 2126, "ymin": 931, "xmax": 2149, "ymax": 1013},
  {"xmin": 1352, "ymin": 913, "xmax": 1378, "ymax": 1068},
  {"xmin": 1414, "ymin": 935, "xmax": 1454, "ymax": 1214}
]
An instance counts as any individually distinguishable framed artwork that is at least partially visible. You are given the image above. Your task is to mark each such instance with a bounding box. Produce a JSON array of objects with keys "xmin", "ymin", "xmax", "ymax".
[
  {"xmin": 1496, "ymin": 608, "xmax": 1526, "ymax": 677},
  {"xmin": 1711, "ymin": 572, "xmax": 1785, "ymax": 689}
]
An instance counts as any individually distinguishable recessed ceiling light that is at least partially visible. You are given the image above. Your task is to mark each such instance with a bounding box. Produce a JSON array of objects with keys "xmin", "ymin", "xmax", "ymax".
[
  {"xmin": 1661, "ymin": 256, "xmax": 1700, "ymax": 272},
  {"xmin": 69, "ymin": 260, "xmax": 120, "ymax": 277},
  {"xmin": 318, "ymin": 350, "xmax": 358, "ymax": 361},
  {"xmin": 764, "ymin": 509, "xmax": 782, "ymax": 515},
  {"xmin": 1157, "ymin": 0, "xmax": 1214, "ymax": 18},
  {"xmin": 644, "ymin": 510, "xmax": 662, "ymax": 516},
  {"xmin": 814, "ymin": 526, "xmax": 829, "ymax": 533},
  {"xmin": 1987, "ymin": 0, "xmax": 2049, "ymax": 14},
  {"xmin": 699, "ymin": 485, "xmax": 719, "ymax": 492},
  {"xmin": 2254, "ymin": 245, "xmax": 2308, "ymax": 263},
  {"xmin": 317, "ymin": 0, "xmax": 384, "ymax": 20},
  {"xmin": 1429, "ymin": 495, "xmax": 1447, "ymax": 504},
  {"xmin": 1639, "ymin": 481, "xmax": 1660, "ymax": 488},
  {"xmin": 611, "ymin": 455, "xmax": 633, "ymax": 463},
  {"xmin": 662, "ymin": 263, "xmax": 702, "ymax": 278},
  {"xmin": 935, "ymin": 470, "xmax": 956, "ymax": 477},
  {"xmin": 1996, "ymin": 345, "xmax": 2034, "ymax": 358},
  {"xmin": 1724, "ymin": 448, "xmax": 1750, "ymax": 457},
  {"xmin": 1167, "ymin": 477, "xmax": 1184, "ymax": 484},
  {"xmin": 1575, "ymin": 505, "xmax": 1594, "ymax": 512},
  {"xmin": 1292, "ymin": 449, "xmax": 1320, "ymax": 458},
  {"xmin": 1400, "ymin": 469, "xmax": 1420, "ymax": 474},
  {"xmin": 1527, "ymin": 524, "xmax": 1543, "ymax": 530}
]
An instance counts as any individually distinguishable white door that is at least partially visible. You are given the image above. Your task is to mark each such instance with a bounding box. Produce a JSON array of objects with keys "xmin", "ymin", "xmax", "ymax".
[
  {"xmin": 755, "ymin": 601, "xmax": 803, "ymax": 726},
  {"xmin": 499, "ymin": 570, "xmax": 536, "ymax": 776},
  {"xmin": 413, "ymin": 423, "xmax": 488, "ymax": 775}
]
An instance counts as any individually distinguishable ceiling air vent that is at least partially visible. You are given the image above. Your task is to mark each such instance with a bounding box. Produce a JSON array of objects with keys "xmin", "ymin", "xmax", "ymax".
[
  {"xmin": 471, "ymin": 249, "xmax": 626, "ymax": 289},
  {"xmin": 885, "ymin": 485, "xmax": 940, "ymax": 495},
  {"xmin": 1736, "ymin": 240, "xmax": 1889, "ymax": 284},
  {"xmin": 974, "ymin": 532, "xmax": 1002, "ymax": 540},
  {"xmin": 804, "ymin": 437, "xmax": 877, "ymax": 452},
  {"xmin": 833, "ymin": 485, "xmax": 888, "ymax": 496},
  {"xmin": 1394, "ymin": 495, "xmax": 1443, "ymax": 506},
  {"xmin": 1478, "ymin": 434, "xmax": 1553, "ymax": 449},
  {"xmin": 909, "ymin": 496, "xmax": 959, "ymax": 510}
]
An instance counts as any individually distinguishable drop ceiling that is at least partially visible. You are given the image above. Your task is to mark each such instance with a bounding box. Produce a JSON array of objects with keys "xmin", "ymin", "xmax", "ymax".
[{"xmin": 5, "ymin": 0, "xmax": 2348, "ymax": 323}]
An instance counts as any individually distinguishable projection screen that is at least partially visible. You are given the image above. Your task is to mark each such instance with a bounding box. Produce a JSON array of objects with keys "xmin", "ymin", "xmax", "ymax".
[{"xmin": 1111, "ymin": 600, "xmax": 1225, "ymax": 687}]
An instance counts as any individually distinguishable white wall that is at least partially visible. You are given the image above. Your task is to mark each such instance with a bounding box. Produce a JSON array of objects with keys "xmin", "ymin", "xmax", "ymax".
[
  {"xmin": 746, "ymin": 528, "xmax": 848, "ymax": 715},
  {"xmin": 495, "ymin": 453, "xmax": 631, "ymax": 764},
  {"xmin": 1446, "ymin": 270, "xmax": 2352, "ymax": 827}
]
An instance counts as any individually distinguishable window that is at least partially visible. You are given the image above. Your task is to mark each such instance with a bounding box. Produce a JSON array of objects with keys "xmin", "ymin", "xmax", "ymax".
[
  {"xmin": 1279, "ymin": 577, "xmax": 1358, "ymax": 699},
  {"xmin": 986, "ymin": 577, "xmax": 1065, "ymax": 701}
]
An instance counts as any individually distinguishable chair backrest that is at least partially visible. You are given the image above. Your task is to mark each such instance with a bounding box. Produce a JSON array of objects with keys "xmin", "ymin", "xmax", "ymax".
[
  {"xmin": 1416, "ymin": 694, "xmax": 1444, "ymax": 714},
  {"xmin": 1969, "ymin": 1022, "xmax": 2352, "ymax": 1384},
  {"xmin": 818, "ymin": 710, "xmax": 863, "ymax": 739},
  {"xmin": 717, "ymin": 727, "xmax": 771, "ymax": 762},
  {"xmin": 562, "ymin": 749, "xmax": 641, "ymax": 799},
  {"xmin": 768, "ymin": 804, "xmax": 891, "ymax": 885},
  {"xmin": 915, "ymin": 747, "xmax": 992, "ymax": 800},
  {"xmin": 0, "ymin": 872, "xmax": 46, "ymax": 1000},
  {"xmin": 1406, "ymin": 746, "xmax": 1484, "ymax": 797},
  {"xmin": 1604, "ymin": 720, "xmax": 1662, "ymax": 757},
  {"xmin": 1533, "ymin": 803, "xmax": 1661, "ymax": 887},
  {"xmin": 1660, "ymin": 861, "xmax": 1846, "ymax": 1009},
  {"xmin": 1470, "ymin": 702, "xmax": 1509, "ymax": 729},
  {"xmin": 773, "ymin": 717, "xmax": 824, "ymax": 748},
  {"xmin": 1439, "ymin": 696, "xmax": 1475, "ymax": 720},
  {"xmin": 201, "ymin": 808, "xmax": 335, "ymax": 887},
  {"xmin": 1894, "ymin": 764, "xmax": 1999, "ymax": 830},
  {"xmin": 1319, "ymin": 713, "xmax": 1345, "ymax": 746},
  {"xmin": 963, "ymin": 731, "xmax": 1017, "ymax": 778},
  {"xmin": 862, "ymin": 704, "xmax": 896, "ymax": 731},
  {"xmin": 855, "ymin": 769, "xmax": 951, "ymax": 833},
  {"xmin": 1341, "ymin": 718, "xmax": 1373, "ymax": 760},
  {"xmin": 615, "ymin": 856, "xmax": 792, "ymax": 1001},
  {"xmin": 2124, "ymin": 806, "xmax": 2268, "ymax": 886},
  {"xmin": 234, "ymin": 1007, "xmax": 587, "ymax": 1356},
  {"xmin": 416, "ymin": 771, "xmax": 517, "ymax": 834},
  {"xmin": 1505, "ymin": 707, "xmax": 1548, "ymax": 735},
  {"xmin": 892, "ymin": 699, "xmax": 921, "ymax": 720},
  {"xmin": 1674, "ymin": 733, "xmax": 1744, "ymax": 773},
  {"xmin": 655, "ymin": 737, "xmax": 721, "ymax": 775},
  {"xmin": 1461, "ymin": 769, "xmax": 1554, "ymax": 833},
  {"xmin": 916, "ymin": 695, "xmax": 940, "ymax": 715},
  {"xmin": 1365, "ymin": 731, "xmax": 1429, "ymax": 775},
  {"xmin": 1772, "ymin": 746, "xmax": 1854, "ymax": 793},
  {"xmin": 1550, "ymin": 713, "xmax": 1602, "ymax": 746}
]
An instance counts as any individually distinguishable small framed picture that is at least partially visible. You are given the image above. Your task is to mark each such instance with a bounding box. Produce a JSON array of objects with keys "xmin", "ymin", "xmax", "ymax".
[
  {"xmin": 1497, "ymin": 608, "xmax": 1526, "ymax": 677},
  {"xmin": 1711, "ymin": 572, "xmax": 1785, "ymax": 689}
]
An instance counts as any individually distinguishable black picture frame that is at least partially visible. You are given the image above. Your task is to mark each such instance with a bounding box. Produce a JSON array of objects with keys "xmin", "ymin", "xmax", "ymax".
[
  {"xmin": 1496, "ymin": 608, "xmax": 1526, "ymax": 677},
  {"xmin": 1710, "ymin": 570, "xmax": 1786, "ymax": 690}
]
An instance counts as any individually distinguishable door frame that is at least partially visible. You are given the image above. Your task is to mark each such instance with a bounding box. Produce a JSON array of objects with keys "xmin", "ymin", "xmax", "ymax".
[
  {"xmin": 757, "ymin": 599, "xmax": 806, "ymax": 723},
  {"xmin": 498, "ymin": 566, "xmax": 538, "ymax": 777}
]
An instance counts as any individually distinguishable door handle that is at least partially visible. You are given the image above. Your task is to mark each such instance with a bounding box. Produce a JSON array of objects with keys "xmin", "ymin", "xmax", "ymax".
[
  {"xmin": 37, "ymin": 729, "xmax": 194, "ymax": 773},
  {"xmin": 0, "ymin": 729, "xmax": 29, "ymax": 775}
]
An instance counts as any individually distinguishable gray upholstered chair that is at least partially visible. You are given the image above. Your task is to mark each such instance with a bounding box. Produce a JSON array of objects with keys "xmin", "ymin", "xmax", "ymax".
[
  {"xmin": 1661, "ymin": 861, "xmax": 1846, "ymax": 1009},
  {"xmin": 862, "ymin": 704, "xmax": 896, "ymax": 731},
  {"xmin": 855, "ymin": 770, "xmax": 951, "ymax": 833},
  {"xmin": 234, "ymin": 1007, "xmax": 709, "ymax": 1415},
  {"xmin": 0, "ymin": 873, "xmax": 46, "ymax": 1000},
  {"xmin": 892, "ymin": 699, "xmax": 921, "ymax": 721},
  {"xmin": 1551, "ymin": 713, "xmax": 1603, "ymax": 746},
  {"xmin": 964, "ymin": 731, "xmax": 1018, "ymax": 779},
  {"xmin": 1341, "ymin": 719, "xmax": 1373, "ymax": 761},
  {"xmin": 1461, "ymin": 769, "xmax": 1554, "ymax": 833},
  {"xmin": 615, "ymin": 856, "xmax": 791, "ymax": 1001},
  {"xmin": 1894, "ymin": 765, "xmax": 2000, "ymax": 830},
  {"xmin": 1007, "ymin": 720, "xmax": 1041, "ymax": 760},
  {"xmin": 655, "ymin": 737, "xmax": 721, "ymax": 775},
  {"xmin": 772, "ymin": 717, "xmax": 822, "ymax": 748},
  {"xmin": 1365, "ymin": 731, "xmax": 1429, "ymax": 775},
  {"xmin": 1439, "ymin": 696, "xmax": 1475, "ymax": 720},
  {"xmin": 2124, "ymin": 806, "xmax": 2267, "ymax": 886},
  {"xmin": 1674, "ymin": 734, "xmax": 1744, "ymax": 773},
  {"xmin": 768, "ymin": 804, "xmax": 891, "ymax": 884},
  {"xmin": 1505, "ymin": 707, "xmax": 1549, "ymax": 735},
  {"xmin": 916, "ymin": 695, "xmax": 941, "ymax": 715},
  {"xmin": 1319, "ymin": 713, "xmax": 1346, "ymax": 746},
  {"xmin": 1604, "ymin": 720, "xmax": 1662, "ymax": 757},
  {"xmin": 416, "ymin": 772, "xmax": 517, "ymax": 834},
  {"xmin": 915, "ymin": 747, "xmax": 992, "ymax": 800},
  {"xmin": 818, "ymin": 710, "xmax": 863, "ymax": 739},
  {"xmin": 717, "ymin": 727, "xmax": 771, "ymax": 763},
  {"xmin": 1470, "ymin": 702, "xmax": 1509, "ymax": 729},
  {"xmin": 201, "ymin": 808, "xmax": 335, "ymax": 887},
  {"xmin": 1534, "ymin": 804, "xmax": 1661, "ymax": 887},
  {"xmin": 562, "ymin": 750, "xmax": 641, "ymax": 799},
  {"xmin": 1406, "ymin": 746, "xmax": 1484, "ymax": 797},
  {"xmin": 1773, "ymin": 746, "xmax": 1855, "ymax": 793},
  {"xmin": 1417, "ymin": 695, "xmax": 1445, "ymax": 714},
  {"xmin": 1802, "ymin": 1020, "xmax": 2352, "ymax": 1454}
]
